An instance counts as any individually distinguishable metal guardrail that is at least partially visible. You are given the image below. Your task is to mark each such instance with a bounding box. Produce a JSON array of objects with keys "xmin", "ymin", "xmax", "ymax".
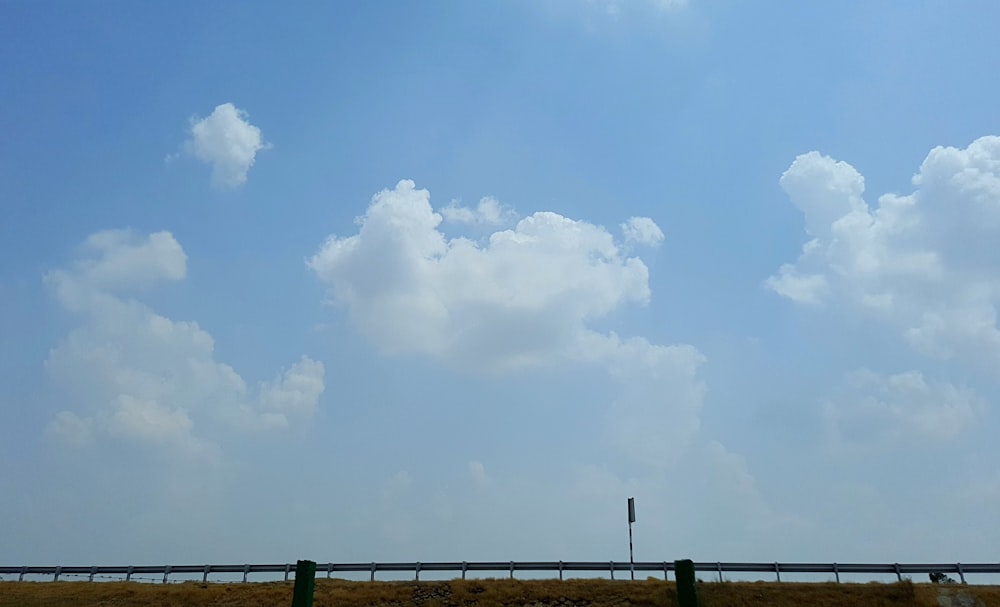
[{"xmin": 2, "ymin": 561, "xmax": 999, "ymax": 584}]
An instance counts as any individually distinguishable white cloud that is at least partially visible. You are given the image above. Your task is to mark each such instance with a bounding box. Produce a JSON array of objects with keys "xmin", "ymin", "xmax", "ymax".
[
  {"xmin": 768, "ymin": 136, "xmax": 1000, "ymax": 369},
  {"xmin": 309, "ymin": 179, "xmax": 655, "ymax": 372},
  {"xmin": 621, "ymin": 216, "xmax": 664, "ymax": 247},
  {"xmin": 310, "ymin": 179, "xmax": 706, "ymax": 466},
  {"xmin": 764, "ymin": 263, "xmax": 828, "ymax": 305},
  {"xmin": 45, "ymin": 230, "xmax": 186, "ymax": 312},
  {"xmin": 44, "ymin": 229, "xmax": 324, "ymax": 456},
  {"xmin": 440, "ymin": 197, "xmax": 516, "ymax": 227},
  {"xmin": 185, "ymin": 103, "xmax": 269, "ymax": 189},
  {"xmin": 824, "ymin": 369, "xmax": 981, "ymax": 444}
]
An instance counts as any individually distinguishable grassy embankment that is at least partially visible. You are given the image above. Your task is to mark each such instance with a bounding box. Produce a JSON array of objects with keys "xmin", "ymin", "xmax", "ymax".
[{"xmin": 2, "ymin": 577, "xmax": 1000, "ymax": 607}]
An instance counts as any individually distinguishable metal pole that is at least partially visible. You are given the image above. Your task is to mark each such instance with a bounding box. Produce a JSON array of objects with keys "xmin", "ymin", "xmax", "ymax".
[
  {"xmin": 628, "ymin": 522, "xmax": 634, "ymax": 580},
  {"xmin": 627, "ymin": 497, "xmax": 636, "ymax": 581}
]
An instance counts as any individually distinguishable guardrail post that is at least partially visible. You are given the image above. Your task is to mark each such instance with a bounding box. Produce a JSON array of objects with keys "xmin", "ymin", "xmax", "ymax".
[
  {"xmin": 716, "ymin": 562, "xmax": 723, "ymax": 583},
  {"xmin": 774, "ymin": 562, "xmax": 780, "ymax": 582},
  {"xmin": 54, "ymin": 566, "xmax": 61, "ymax": 582},
  {"xmin": 833, "ymin": 563, "xmax": 839, "ymax": 583},
  {"xmin": 415, "ymin": 562, "xmax": 421, "ymax": 582},
  {"xmin": 19, "ymin": 566, "xmax": 27, "ymax": 582},
  {"xmin": 609, "ymin": 561, "xmax": 615, "ymax": 580},
  {"xmin": 957, "ymin": 563, "xmax": 965, "ymax": 584},
  {"xmin": 559, "ymin": 561, "xmax": 564, "ymax": 581},
  {"xmin": 163, "ymin": 565, "xmax": 172, "ymax": 584},
  {"xmin": 291, "ymin": 560, "xmax": 317, "ymax": 607},
  {"xmin": 126, "ymin": 566, "xmax": 134, "ymax": 582},
  {"xmin": 510, "ymin": 561, "xmax": 515, "ymax": 580},
  {"xmin": 663, "ymin": 562, "xmax": 669, "ymax": 582},
  {"xmin": 461, "ymin": 561, "xmax": 467, "ymax": 580},
  {"xmin": 327, "ymin": 563, "xmax": 333, "ymax": 579},
  {"xmin": 371, "ymin": 562, "xmax": 376, "ymax": 582},
  {"xmin": 894, "ymin": 563, "xmax": 901, "ymax": 582},
  {"xmin": 284, "ymin": 563, "xmax": 292, "ymax": 582},
  {"xmin": 243, "ymin": 564, "xmax": 250, "ymax": 583},
  {"xmin": 203, "ymin": 565, "xmax": 211, "ymax": 583},
  {"xmin": 89, "ymin": 566, "xmax": 97, "ymax": 582},
  {"xmin": 675, "ymin": 560, "xmax": 702, "ymax": 607}
]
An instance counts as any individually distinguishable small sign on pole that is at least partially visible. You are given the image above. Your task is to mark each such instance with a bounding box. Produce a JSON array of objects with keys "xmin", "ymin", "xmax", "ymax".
[{"xmin": 628, "ymin": 497, "xmax": 636, "ymax": 523}]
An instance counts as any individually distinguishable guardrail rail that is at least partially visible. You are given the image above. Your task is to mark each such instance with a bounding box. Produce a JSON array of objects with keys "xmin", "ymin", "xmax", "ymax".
[{"xmin": 3, "ymin": 561, "xmax": 999, "ymax": 584}]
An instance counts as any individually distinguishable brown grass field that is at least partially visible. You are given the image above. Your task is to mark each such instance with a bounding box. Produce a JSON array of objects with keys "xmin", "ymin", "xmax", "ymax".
[{"xmin": 2, "ymin": 578, "xmax": 1000, "ymax": 607}]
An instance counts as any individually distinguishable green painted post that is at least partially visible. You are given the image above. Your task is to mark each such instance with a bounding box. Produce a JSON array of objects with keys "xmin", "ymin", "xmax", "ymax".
[
  {"xmin": 292, "ymin": 560, "xmax": 317, "ymax": 607},
  {"xmin": 674, "ymin": 560, "xmax": 701, "ymax": 607}
]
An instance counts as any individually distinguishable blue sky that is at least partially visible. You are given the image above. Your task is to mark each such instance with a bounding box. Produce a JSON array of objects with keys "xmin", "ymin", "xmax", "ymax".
[{"xmin": 2, "ymin": 0, "xmax": 1000, "ymax": 572}]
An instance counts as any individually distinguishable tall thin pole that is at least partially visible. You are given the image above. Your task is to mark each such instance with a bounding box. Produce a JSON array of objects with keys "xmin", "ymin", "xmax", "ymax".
[
  {"xmin": 627, "ymin": 497, "xmax": 636, "ymax": 581},
  {"xmin": 628, "ymin": 520, "xmax": 634, "ymax": 580}
]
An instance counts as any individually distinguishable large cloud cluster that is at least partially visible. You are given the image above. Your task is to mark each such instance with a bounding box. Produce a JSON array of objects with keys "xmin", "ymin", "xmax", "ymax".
[
  {"xmin": 769, "ymin": 136, "xmax": 1000, "ymax": 366},
  {"xmin": 769, "ymin": 136, "xmax": 1000, "ymax": 441},
  {"xmin": 310, "ymin": 180, "xmax": 704, "ymax": 463}
]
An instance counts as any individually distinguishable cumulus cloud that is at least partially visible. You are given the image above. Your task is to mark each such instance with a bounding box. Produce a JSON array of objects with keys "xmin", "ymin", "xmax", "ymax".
[
  {"xmin": 309, "ymin": 179, "xmax": 704, "ymax": 465},
  {"xmin": 440, "ymin": 197, "xmax": 516, "ymax": 227},
  {"xmin": 309, "ymin": 179, "xmax": 657, "ymax": 372},
  {"xmin": 185, "ymin": 103, "xmax": 269, "ymax": 189},
  {"xmin": 768, "ymin": 136, "xmax": 1000, "ymax": 370},
  {"xmin": 44, "ymin": 229, "xmax": 324, "ymax": 457},
  {"xmin": 621, "ymin": 216, "xmax": 664, "ymax": 247},
  {"xmin": 824, "ymin": 369, "xmax": 982, "ymax": 444}
]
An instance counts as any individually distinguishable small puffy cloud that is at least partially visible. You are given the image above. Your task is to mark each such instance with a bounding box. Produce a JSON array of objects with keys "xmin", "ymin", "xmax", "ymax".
[
  {"xmin": 768, "ymin": 136, "xmax": 1000, "ymax": 370},
  {"xmin": 440, "ymin": 197, "xmax": 516, "ymax": 227},
  {"xmin": 824, "ymin": 369, "xmax": 981, "ymax": 444},
  {"xmin": 621, "ymin": 216, "xmax": 664, "ymax": 247},
  {"xmin": 44, "ymin": 229, "xmax": 324, "ymax": 457},
  {"xmin": 185, "ymin": 103, "xmax": 269, "ymax": 189}
]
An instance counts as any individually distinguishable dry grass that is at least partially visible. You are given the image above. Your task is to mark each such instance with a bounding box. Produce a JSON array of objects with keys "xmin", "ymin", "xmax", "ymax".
[{"xmin": 1, "ymin": 578, "xmax": 999, "ymax": 607}]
